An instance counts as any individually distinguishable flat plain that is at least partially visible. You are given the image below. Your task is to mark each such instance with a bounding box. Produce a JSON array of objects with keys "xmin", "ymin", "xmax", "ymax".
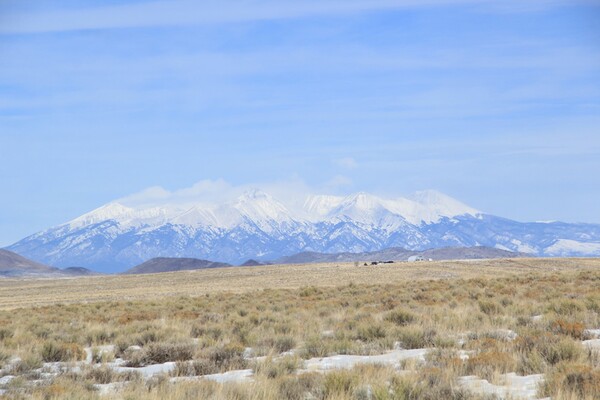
[
  {"xmin": 1, "ymin": 258, "xmax": 598, "ymax": 310},
  {"xmin": 1, "ymin": 258, "xmax": 599, "ymax": 399}
]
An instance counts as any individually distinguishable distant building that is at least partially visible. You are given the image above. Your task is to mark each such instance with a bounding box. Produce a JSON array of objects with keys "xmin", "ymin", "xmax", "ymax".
[{"xmin": 407, "ymin": 255, "xmax": 425, "ymax": 262}]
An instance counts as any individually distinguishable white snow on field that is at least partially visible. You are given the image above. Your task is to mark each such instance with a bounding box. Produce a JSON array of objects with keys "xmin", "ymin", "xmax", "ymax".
[
  {"xmin": 459, "ymin": 373, "xmax": 545, "ymax": 400},
  {"xmin": 170, "ymin": 369, "xmax": 253, "ymax": 384},
  {"xmin": 302, "ymin": 348, "xmax": 428, "ymax": 371},
  {"xmin": 11, "ymin": 335, "xmax": 600, "ymax": 399},
  {"xmin": 583, "ymin": 338, "xmax": 600, "ymax": 350},
  {"xmin": 545, "ymin": 239, "xmax": 600, "ymax": 256},
  {"xmin": 584, "ymin": 329, "xmax": 600, "ymax": 339},
  {"xmin": 0, "ymin": 375, "xmax": 16, "ymax": 385},
  {"xmin": 113, "ymin": 361, "xmax": 176, "ymax": 377}
]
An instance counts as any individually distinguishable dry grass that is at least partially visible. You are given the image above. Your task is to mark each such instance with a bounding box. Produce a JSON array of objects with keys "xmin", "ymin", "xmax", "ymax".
[
  {"xmin": 0, "ymin": 257, "xmax": 597, "ymax": 310},
  {"xmin": 0, "ymin": 258, "xmax": 599, "ymax": 399}
]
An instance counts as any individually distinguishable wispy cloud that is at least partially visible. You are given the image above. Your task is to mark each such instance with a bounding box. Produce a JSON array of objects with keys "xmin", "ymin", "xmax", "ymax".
[
  {"xmin": 117, "ymin": 178, "xmax": 319, "ymax": 208},
  {"xmin": 0, "ymin": 0, "xmax": 587, "ymax": 34}
]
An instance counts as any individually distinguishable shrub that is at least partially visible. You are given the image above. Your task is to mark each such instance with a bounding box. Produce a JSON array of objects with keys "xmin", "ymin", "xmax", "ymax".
[
  {"xmin": 466, "ymin": 351, "xmax": 516, "ymax": 381},
  {"xmin": 0, "ymin": 328, "xmax": 13, "ymax": 341},
  {"xmin": 542, "ymin": 363, "xmax": 600, "ymax": 399},
  {"xmin": 173, "ymin": 360, "xmax": 216, "ymax": 376},
  {"xmin": 516, "ymin": 333, "xmax": 583, "ymax": 367},
  {"xmin": 277, "ymin": 373, "xmax": 324, "ymax": 400},
  {"xmin": 538, "ymin": 336, "xmax": 583, "ymax": 366},
  {"xmin": 355, "ymin": 324, "xmax": 387, "ymax": 341},
  {"xmin": 478, "ymin": 300, "xmax": 501, "ymax": 315},
  {"xmin": 82, "ymin": 365, "xmax": 140, "ymax": 384},
  {"xmin": 385, "ymin": 309, "xmax": 416, "ymax": 326},
  {"xmin": 41, "ymin": 341, "xmax": 86, "ymax": 362},
  {"xmin": 85, "ymin": 329, "xmax": 115, "ymax": 345},
  {"xmin": 390, "ymin": 367, "xmax": 472, "ymax": 400},
  {"xmin": 274, "ymin": 335, "xmax": 296, "ymax": 353},
  {"xmin": 190, "ymin": 325, "xmax": 223, "ymax": 340},
  {"xmin": 125, "ymin": 342, "xmax": 195, "ymax": 367},
  {"xmin": 324, "ymin": 370, "xmax": 358, "ymax": 397},
  {"xmin": 549, "ymin": 299, "xmax": 585, "ymax": 316},
  {"xmin": 9, "ymin": 354, "xmax": 43, "ymax": 374},
  {"xmin": 549, "ymin": 319, "xmax": 586, "ymax": 340},
  {"xmin": 0, "ymin": 348, "xmax": 9, "ymax": 368},
  {"xmin": 253, "ymin": 356, "xmax": 301, "ymax": 379},
  {"xmin": 426, "ymin": 348, "xmax": 464, "ymax": 373},
  {"xmin": 302, "ymin": 336, "xmax": 330, "ymax": 358},
  {"xmin": 185, "ymin": 343, "xmax": 248, "ymax": 373},
  {"xmin": 396, "ymin": 326, "xmax": 436, "ymax": 349},
  {"xmin": 144, "ymin": 342, "xmax": 195, "ymax": 365}
]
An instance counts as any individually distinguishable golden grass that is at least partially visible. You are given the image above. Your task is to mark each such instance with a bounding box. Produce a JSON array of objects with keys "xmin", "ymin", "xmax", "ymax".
[
  {"xmin": 0, "ymin": 257, "xmax": 598, "ymax": 310},
  {"xmin": 0, "ymin": 257, "xmax": 599, "ymax": 399}
]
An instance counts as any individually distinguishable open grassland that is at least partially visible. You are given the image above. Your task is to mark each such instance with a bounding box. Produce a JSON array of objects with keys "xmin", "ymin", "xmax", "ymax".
[
  {"xmin": 0, "ymin": 258, "xmax": 598, "ymax": 310},
  {"xmin": 0, "ymin": 258, "xmax": 599, "ymax": 399}
]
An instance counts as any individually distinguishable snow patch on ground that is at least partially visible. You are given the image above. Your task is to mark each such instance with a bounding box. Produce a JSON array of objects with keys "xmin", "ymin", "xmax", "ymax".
[
  {"xmin": 459, "ymin": 373, "xmax": 545, "ymax": 400},
  {"xmin": 583, "ymin": 338, "xmax": 600, "ymax": 350},
  {"xmin": 113, "ymin": 361, "xmax": 176, "ymax": 378},
  {"xmin": 0, "ymin": 375, "xmax": 16, "ymax": 385},
  {"xmin": 169, "ymin": 370, "xmax": 254, "ymax": 385},
  {"xmin": 584, "ymin": 329, "xmax": 600, "ymax": 339},
  {"xmin": 302, "ymin": 348, "xmax": 428, "ymax": 371}
]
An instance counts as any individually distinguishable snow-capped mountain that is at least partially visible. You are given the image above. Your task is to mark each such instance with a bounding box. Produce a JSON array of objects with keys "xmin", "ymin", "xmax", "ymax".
[{"xmin": 6, "ymin": 189, "xmax": 600, "ymax": 273}]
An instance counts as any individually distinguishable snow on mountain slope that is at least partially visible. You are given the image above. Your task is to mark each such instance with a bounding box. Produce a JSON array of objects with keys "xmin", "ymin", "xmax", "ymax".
[
  {"xmin": 385, "ymin": 190, "xmax": 479, "ymax": 224},
  {"xmin": 6, "ymin": 189, "xmax": 600, "ymax": 273},
  {"xmin": 66, "ymin": 190, "xmax": 476, "ymax": 232},
  {"xmin": 170, "ymin": 205, "xmax": 221, "ymax": 228},
  {"xmin": 545, "ymin": 239, "xmax": 600, "ymax": 256},
  {"xmin": 68, "ymin": 203, "xmax": 180, "ymax": 230},
  {"xmin": 303, "ymin": 195, "xmax": 344, "ymax": 220},
  {"xmin": 231, "ymin": 190, "xmax": 299, "ymax": 231}
]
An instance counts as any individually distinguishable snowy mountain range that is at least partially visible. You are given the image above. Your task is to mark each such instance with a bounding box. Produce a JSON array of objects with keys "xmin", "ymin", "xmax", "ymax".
[{"xmin": 6, "ymin": 189, "xmax": 600, "ymax": 273}]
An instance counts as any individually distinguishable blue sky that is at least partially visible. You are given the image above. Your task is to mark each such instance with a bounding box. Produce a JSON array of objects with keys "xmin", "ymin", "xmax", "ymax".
[{"xmin": 1, "ymin": 0, "xmax": 599, "ymax": 246}]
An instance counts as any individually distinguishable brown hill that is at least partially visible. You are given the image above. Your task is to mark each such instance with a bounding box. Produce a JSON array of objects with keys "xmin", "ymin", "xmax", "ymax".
[
  {"xmin": 0, "ymin": 249, "xmax": 59, "ymax": 276},
  {"xmin": 123, "ymin": 257, "xmax": 231, "ymax": 275}
]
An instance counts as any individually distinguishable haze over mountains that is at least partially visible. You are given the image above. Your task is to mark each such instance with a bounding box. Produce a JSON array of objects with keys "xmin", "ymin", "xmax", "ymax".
[
  {"xmin": 6, "ymin": 189, "xmax": 600, "ymax": 273},
  {"xmin": 0, "ymin": 249, "xmax": 98, "ymax": 277}
]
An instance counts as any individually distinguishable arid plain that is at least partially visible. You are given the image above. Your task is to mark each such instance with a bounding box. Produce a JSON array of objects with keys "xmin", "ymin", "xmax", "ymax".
[
  {"xmin": 1, "ymin": 258, "xmax": 599, "ymax": 399},
  {"xmin": 1, "ymin": 258, "xmax": 597, "ymax": 310}
]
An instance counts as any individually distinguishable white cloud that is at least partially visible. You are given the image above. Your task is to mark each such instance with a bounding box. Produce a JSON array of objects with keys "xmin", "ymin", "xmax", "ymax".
[
  {"xmin": 116, "ymin": 177, "xmax": 316, "ymax": 208},
  {"xmin": 118, "ymin": 179, "xmax": 238, "ymax": 207}
]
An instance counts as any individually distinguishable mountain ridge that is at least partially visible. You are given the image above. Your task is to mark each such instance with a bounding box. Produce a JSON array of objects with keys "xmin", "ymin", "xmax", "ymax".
[
  {"xmin": 274, "ymin": 246, "xmax": 529, "ymax": 264},
  {"xmin": 6, "ymin": 189, "xmax": 600, "ymax": 273}
]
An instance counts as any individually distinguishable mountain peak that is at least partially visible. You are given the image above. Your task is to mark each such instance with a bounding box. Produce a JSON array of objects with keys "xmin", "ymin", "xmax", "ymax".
[
  {"xmin": 68, "ymin": 202, "xmax": 133, "ymax": 228},
  {"xmin": 231, "ymin": 190, "xmax": 295, "ymax": 228},
  {"xmin": 408, "ymin": 190, "xmax": 479, "ymax": 221},
  {"xmin": 237, "ymin": 189, "xmax": 271, "ymax": 202},
  {"xmin": 343, "ymin": 192, "xmax": 382, "ymax": 208}
]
